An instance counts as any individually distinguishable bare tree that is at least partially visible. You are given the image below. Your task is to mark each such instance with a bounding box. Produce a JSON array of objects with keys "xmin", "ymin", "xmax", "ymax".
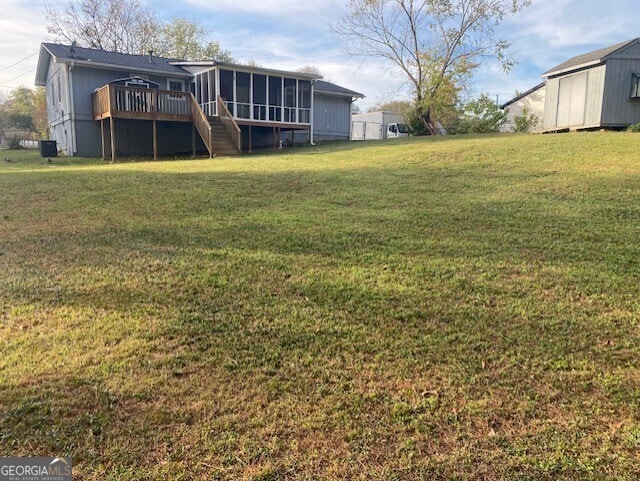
[
  {"xmin": 333, "ymin": 0, "xmax": 531, "ymax": 130},
  {"xmin": 45, "ymin": 0, "xmax": 159, "ymax": 54}
]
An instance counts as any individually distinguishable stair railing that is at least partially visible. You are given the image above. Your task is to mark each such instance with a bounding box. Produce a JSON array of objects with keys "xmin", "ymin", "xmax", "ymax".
[
  {"xmin": 216, "ymin": 96, "xmax": 242, "ymax": 154},
  {"xmin": 189, "ymin": 93, "xmax": 214, "ymax": 157}
]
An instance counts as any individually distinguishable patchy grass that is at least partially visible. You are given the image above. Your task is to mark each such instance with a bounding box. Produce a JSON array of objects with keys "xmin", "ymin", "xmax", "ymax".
[{"xmin": 1, "ymin": 133, "xmax": 640, "ymax": 480}]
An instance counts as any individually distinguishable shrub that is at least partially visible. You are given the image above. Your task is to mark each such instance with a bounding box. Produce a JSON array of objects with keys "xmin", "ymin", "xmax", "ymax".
[
  {"xmin": 7, "ymin": 135, "xmax": 23, "ymax": 150},
  {"xmin": 627, "ymin": 122, "xmax": 640, "ymax": 132},
  {"xmin": 451, "ymin": 94, "xmax": 507, "ymax": 134},
  {"xmin": 511, "ymin": 107, "xmax": 539, "ymax": 133}
]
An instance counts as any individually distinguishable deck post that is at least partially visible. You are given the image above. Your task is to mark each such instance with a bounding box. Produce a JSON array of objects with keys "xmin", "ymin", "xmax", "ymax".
[
  {"xmin": 249, "ymin": 125, "xmax": 252, "ymax": 153},
  {"xmin": 110, "ymin": 117, "xmax": 116, "ymax": 163},
  {"xmin": 273, "ymin": 127, "xmax": 276, "ymax": 150},
  {"xmin": 100, "ymin": 118, "xmax": 106, "ymax": 160},
  {"xmin": 192, "ymin": 123, "xmax": 196, "ymax": 157},
  {"xmin": 152, "ymin": 120, "xmax": 158, "ymax": 160}
]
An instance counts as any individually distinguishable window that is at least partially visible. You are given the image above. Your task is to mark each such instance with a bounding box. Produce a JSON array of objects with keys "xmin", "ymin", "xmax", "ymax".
[
  {"xmin": 57, "ymin": 75, "xmax": 61, "ymax": 102},
  {"xmin": 631, "ymin": 74, "xmax": 640, "ymax": 98},
  {"xmin": 168, "ymin": 80, "xmax": 184, "ymax": 92}
]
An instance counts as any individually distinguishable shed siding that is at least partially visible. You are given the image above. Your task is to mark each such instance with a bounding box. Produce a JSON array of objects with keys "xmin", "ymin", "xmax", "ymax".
[
  {"xmin": 600, "ymin": 58, "xmax": 640, "ymax": 126},
  {"xmin": 584, "ymin": 65, "xmax": 605, "ymax": 126},
  {"xmin": 543, "ymin": 78, "xmax": 560, "ymax": 130},
  {"xmin": 543, "ymin": 65, "xmax": 605, "ymax": 130},
  {"xmin": 609, "ymin": 42, "xmax": 640, "ymax": 59},
  {"xmin": 501, "ymin": 85, "xmax": 546, "ymax": 133},
  {"xmin": 313, "ymin": 94, "xmax": 352, "ymax": 140}
]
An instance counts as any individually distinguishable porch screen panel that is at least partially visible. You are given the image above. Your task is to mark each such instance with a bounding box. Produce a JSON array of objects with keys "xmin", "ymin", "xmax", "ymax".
[
  {"xmin": 269, "ymin": 76, "xmax": 282, "ymax": 122},
  {"xmin": 201, "ymin": 73, "xmax": 210, "ymax": 103},
  {"xmin": 298, "ymin": 80, "xmax": 311, "ymax": 123},
  {"xmin": 220, "ymin": 69, "xmax": 234, "ymax": 116},
  {"xmin": 284, "ymin": 78, "xmax": 296, "ymax": 122},
  {"xmin": 253, "ymin": 74, "xmax": 267, "ymax": 121},
  {"xmin": 236, "ymin": 72, "xmax": 251, "ymax": 119},
  {"xmin": 208, "ymin": 70, "xmax": 216, "ymax": 103}
]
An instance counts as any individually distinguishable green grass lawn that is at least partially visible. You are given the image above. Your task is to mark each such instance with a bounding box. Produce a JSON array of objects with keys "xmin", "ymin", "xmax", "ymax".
[{"xmin": 1, "ymin": 133, "xmax": 640, "ymax": 480}]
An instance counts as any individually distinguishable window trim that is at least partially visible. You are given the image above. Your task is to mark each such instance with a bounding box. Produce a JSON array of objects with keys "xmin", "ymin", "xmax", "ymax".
[
  {"xmin": 167, "ymin": 79, "xmax": 185, "ymax": 92},
  {"xmin": 630, "ymin": 73, "xmax": 640, "ymax": 99}
]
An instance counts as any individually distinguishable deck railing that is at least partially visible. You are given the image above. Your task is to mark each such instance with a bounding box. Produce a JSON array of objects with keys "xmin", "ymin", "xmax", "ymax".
[
  {"xmin": 217, "ymin": 96, "xmax": 242, "ymax": 153},
  {"xmin": 92, "ymin": 84, "xmax": 192, "ymax": 121},
  {"xmin": 189, "ymin": 93, "xmax": 213, "ymax": 158}
]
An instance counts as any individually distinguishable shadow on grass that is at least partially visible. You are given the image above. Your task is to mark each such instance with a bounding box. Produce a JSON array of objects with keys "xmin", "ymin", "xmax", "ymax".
[{"xmin": 2, "ymin": 155, "xmax": 640, "ymax": 478}]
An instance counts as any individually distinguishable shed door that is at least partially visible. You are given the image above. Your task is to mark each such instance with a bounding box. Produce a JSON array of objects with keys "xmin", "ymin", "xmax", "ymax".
[{"xmin": 556, "ymin": 72, "xmax": 587, "ymax": 127}]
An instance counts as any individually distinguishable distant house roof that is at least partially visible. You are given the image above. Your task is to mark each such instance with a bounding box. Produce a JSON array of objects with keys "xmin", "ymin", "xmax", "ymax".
[
  {"xmin": 500, "ymin": 82, "xmax": 545, "ymax": 109},
  {"xmin": 314, "ymin": 80, "xmax": 364, "ymax": 99},
  {"xmin": 543, "ymin": 38, "xmax": 639, "ymax": 78},
  {"xmin": 35, "ymin": 42, "xmax": 191, "ymax": 85}
]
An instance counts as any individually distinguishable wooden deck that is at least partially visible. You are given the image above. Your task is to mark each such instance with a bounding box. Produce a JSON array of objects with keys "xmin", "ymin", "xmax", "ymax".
[{"xmin": 92, "ymin": 84, "xmax": 193, "ymax": 122}]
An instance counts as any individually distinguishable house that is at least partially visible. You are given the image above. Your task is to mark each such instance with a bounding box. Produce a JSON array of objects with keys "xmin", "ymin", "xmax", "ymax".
[
  {"xmin": 500, "ymin": 83, "xmax": 545, "ymax": 133},
  {"xmin": 34, "ymin": 42, "xmax": 363, "ymax": 158},
  {"xmin": 541, "ymin": 38, "xmax": 640, "ymax": 132}
]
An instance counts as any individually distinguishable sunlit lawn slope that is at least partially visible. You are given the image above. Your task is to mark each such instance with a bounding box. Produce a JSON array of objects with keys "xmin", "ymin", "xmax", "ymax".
[{"xmin": 1, "ymin": 133, "xmax": 640, "ymax": 480}]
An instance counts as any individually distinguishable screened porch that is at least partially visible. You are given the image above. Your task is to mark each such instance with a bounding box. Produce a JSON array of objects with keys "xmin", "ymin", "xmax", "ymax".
[{"xmin": 190, "ymin": 66, "xmax": 313, "ymax": 128}]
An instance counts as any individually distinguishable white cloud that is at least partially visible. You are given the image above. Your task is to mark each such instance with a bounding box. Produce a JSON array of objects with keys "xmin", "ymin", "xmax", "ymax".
[
  {"xmin": 182, "ymin": 0, "xmax": 345, "ymax": 17},
  {"xmin": 0, "ymin": 1, "xmax": 53, "ymax": 93}
]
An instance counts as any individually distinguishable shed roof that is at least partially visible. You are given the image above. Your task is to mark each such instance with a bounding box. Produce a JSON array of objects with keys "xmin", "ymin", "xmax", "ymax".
[
  {"xmin": 36, "ymin": 42, "xmax": 191, "ymax": 85},
  {"xmin": 500, "ymin": 82, "xmax": 545, "ymax": 109},
  {"xmin": 543, "ymin": 38, "xmax": 639, "ymax": 77},
  {"xmin": 314, "ymin": 80, "xmax": 364, "ymax": 99}
]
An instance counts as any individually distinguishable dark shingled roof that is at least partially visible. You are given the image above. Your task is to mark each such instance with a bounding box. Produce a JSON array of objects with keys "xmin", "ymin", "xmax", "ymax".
[
  {"xmin": 314, "ymin": 79, "xmax": 364, "ymax": 98},
  {"xmin": 41, "ymin": 42, "xmax": 191, "ymax": 77},
  {"xmin": 543, "ymin": 38, "xmax": 639, "ymax": 77}
]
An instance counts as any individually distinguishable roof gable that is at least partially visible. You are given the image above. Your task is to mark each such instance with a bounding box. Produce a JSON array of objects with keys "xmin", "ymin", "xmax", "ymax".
[{"xmin": 543, "ymin": 38, "xmax": 640, "ymax": 77}]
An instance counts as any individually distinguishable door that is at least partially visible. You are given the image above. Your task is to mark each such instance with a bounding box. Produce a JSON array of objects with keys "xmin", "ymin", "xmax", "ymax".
[{"xmin": 556, "ymin": 72, "xmax": 587, "ymax": 127}]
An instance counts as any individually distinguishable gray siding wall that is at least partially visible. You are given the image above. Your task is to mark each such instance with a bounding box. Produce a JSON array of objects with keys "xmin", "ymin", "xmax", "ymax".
[
  {"xmin": 313, "ymin": 94, "xmax": 352, "ymax": 140},
  {"xmin": 51, "ymin": 65, "xmax": 183, "ymax": 156},
  {"xmin": 46, "ymin": 60, "xmax": 73, "ymax": 154},
  {"xmin": 543, "ymin": 65, "xmax": 605, "ymax": 130},
  {"xmin": 600, "ymin": 57, "xmax": 640, "ymax": 126}
]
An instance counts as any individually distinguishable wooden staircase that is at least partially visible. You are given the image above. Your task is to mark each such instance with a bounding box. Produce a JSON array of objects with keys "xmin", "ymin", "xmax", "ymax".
[
  {"xmin": 189, "ymin": 94, "xmax": 242, "ymax": 157},
  {"xmin": 209, "ymin": 117, "xmax": 242, "ymax": 156}
]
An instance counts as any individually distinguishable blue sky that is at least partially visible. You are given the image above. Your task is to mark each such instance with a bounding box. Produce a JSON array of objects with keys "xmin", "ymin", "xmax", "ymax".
[{"xmin": 0, "ymin": 0, "xmax": 637, "ymax": 110}]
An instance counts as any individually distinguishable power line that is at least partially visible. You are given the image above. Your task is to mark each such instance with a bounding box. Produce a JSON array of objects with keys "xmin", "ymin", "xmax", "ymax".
[
  {"xmin": 0, "ymin": 68, "xmax": 37, "ymax": 89},
  {"xmin": 0, "ymin": 52, "xmax": 38, "ymax": 73}
]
